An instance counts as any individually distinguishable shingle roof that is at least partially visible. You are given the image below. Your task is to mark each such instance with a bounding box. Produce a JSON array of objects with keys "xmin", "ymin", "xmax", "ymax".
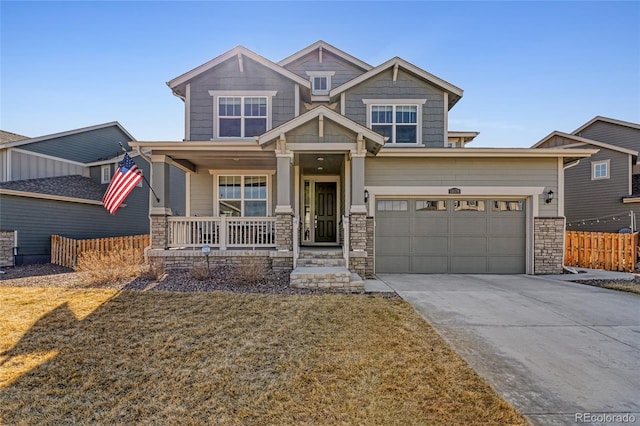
[
  {"xmin": 0, "ymin": 175, "xmax": 105, "ymax": 201},
  {"xmin": 0, "ymin": 130, "xmax": 29, "ymax": 144}
]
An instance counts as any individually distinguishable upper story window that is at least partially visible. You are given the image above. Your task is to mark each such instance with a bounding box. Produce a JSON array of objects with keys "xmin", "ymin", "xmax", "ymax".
[
  {"xmin": 363, "ymin": 99, "xmax": 426, "ymax": 145},
  {"xmin": 306, "ymin": 71, "xmax": 335, "ymax": 96},
  {"xmin": 209, "ymin": 91, "xmax": 277, "ymax": 139},
  {"xmin": 101, "ymin": 165, "xmax": 111, "ymax": 184},
  {"xmin": 592, "ymin": 160, "xmax": 610, "ymax": 180}
]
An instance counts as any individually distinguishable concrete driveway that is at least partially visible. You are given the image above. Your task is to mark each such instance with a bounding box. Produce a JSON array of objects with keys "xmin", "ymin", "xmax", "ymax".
[{"xmin": 378, "ymin": 274, "xmax": 640, "ymax": 426}]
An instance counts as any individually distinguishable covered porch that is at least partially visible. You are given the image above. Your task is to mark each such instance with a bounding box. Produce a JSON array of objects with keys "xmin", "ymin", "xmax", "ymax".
[{"xmin": 131, "ymin": 106, "xmax": 385, "ymax": 278}]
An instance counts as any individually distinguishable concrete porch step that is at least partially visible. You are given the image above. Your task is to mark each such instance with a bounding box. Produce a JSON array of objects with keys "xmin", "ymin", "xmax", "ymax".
[
  {"xmin": 298, "ymin": 250, "xmax": 344, "ymax": 259},
  {"xmin": 296, "ymin": 257, "xmax": 346, "ymax": 267}
]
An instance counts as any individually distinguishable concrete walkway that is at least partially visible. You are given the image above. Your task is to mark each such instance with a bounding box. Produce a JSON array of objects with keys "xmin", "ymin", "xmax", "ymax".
[{"xmin": 378, "ymin": 274, "xmax": 640, "ymax": 425}]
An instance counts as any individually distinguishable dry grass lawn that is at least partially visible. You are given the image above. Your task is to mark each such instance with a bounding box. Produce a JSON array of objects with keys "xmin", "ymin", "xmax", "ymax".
[{"xmin": 0, "ymin": 287, "xmax": 526, "ymax": 425}]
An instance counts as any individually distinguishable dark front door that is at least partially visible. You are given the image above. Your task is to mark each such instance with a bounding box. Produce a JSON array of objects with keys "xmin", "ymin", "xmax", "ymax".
[{"xmin": 315, "ymin": 182, "xmax": 337, "ymax": 243}]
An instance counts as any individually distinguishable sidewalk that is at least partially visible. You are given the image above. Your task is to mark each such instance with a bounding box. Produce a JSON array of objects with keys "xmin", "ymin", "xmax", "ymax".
[{"xmin": 544, "ymin": 267, "xmax": 636, "ymax": 282}]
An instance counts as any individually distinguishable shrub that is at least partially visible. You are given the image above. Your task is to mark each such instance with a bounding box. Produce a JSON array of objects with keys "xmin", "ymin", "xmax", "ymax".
[
  {"xmin": 139, "ymin": 262, "xmax": 166, "ymax": 281},
  {"xmin": 75, "ymin": 248, "xmax": 145, "ymax": 284},
  {"xmin": 233, "ymin": 257, "xmax": 268, "ymax": 285},
  {"xmin": 190, "ymin": 263, "xmax": 210, "ymax": 281}
]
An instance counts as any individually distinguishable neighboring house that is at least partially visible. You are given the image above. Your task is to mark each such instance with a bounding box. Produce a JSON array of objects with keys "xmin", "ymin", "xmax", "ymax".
[
  {"xmin": 130, "ymin": 40, "xmax": 595, "ymax": 287},
  {"xmin": 0, "ymin": 122, "xmax": 185, "ymax": 265},
  {"xmin": 533, "ymin": 116, "xmax": 640, "ymax": 233}
]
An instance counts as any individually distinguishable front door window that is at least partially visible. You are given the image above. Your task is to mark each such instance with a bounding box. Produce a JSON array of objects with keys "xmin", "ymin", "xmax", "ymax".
[{"xmin": 302, "ymin": 178, "xmax": 338, "ymax": 244}]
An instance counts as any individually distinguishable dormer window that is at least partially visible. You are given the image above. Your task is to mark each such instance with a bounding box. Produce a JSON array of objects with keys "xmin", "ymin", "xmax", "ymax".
[{"xmin": 306, "ymin": 71, "xmax": 334, "ymax": 96}]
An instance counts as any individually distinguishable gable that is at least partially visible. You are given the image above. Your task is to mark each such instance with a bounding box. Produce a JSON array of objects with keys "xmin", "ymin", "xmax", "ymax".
[
  {"xmin": 285, "ymin": 119, "xmax": 358, "ymax": 144},
  {"xmin": 574, "ymin": 120, "xmax": 640, "ymax": 153},
  {"xmin": 15, "ymin": 125, "xmax": 135, "ymax": 163},
  {"xmin": 281, "ymin": 46, "xmax": 369, "ymax": 88}
]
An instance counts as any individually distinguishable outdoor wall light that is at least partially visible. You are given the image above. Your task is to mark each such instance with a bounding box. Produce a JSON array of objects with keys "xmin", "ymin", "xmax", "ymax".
[
  {"xmin": 364, "ymin": 189, "xmax": 370, "ymax": 203},
  {"xmin": 545, "ymin": 189, "xmax": 554, "ymax": 204}
]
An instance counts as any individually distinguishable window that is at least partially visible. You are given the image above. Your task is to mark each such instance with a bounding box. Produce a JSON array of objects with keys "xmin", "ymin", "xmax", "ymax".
[
  {"xmin": 101, "ymin": 165, "xmax": 111, "ymax": 184},
  {"xmin": 493, "ymin": 200, "xmax": 524, "ymax": 211},
  {"xmin": 377, "ymin": 200, "xmax": 408, "ymax": 211},
  {"xmin": 363, "ymin": 99, "xmax": 426, "ymax": 144},
  {"xmin": 306, "ymin": 71, "xmax": 334, "ymax": 96},
  {"xmin": 209, "ymin": 91, "xmax": 277, "ymax": 139},
  {"xmin": 454, "ymin": 200, "xmax": 486, "ymax": 212},
  {"xmin": 218, "ymin": 175, "xmax": 267, "ymax": 217},
  {"xmin": 218, "ymin": 96, "xmax": 267, "ymax": 138},
  {"xmin": 416, "ymin": 200, "xmax": 447, "ymax": 211},
  {"xmin": 592, "ymin": 160, "xmax": 610, "ymax": 180}
]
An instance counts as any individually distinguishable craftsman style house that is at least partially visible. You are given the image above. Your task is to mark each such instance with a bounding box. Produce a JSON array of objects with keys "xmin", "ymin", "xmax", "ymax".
[
  {"xmin": 534, "ymin": 116, "xmax": 640, "ymax": 233},
  {"xmin": 131, "ymin": 41, "xmax": 595, "ymax": 289}
]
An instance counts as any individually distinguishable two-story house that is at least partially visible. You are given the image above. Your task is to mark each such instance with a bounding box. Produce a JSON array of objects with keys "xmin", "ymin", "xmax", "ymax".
[
  {"xmin": 533, "ymin": 116, "xmax": 640, "ymax": 233},
  {"xmin": 0, "ymin": 122, "xmax": 184, "ymax": 265},
  {"xmin": 131, "ymin": 41, "xmax": 595, "ymax": 288}
]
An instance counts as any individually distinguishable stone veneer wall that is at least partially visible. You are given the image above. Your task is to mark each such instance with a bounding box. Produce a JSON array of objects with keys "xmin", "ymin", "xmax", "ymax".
[
  {"xmin": 349, "ymin": 213, "xmax": 367, "ymax": 277},
  {"xmin": 365, "ymin": 217, "xmax": 374, "ymax": 278},
  {"xmin": 275, "ymin": 213, "xmax": 292, "ymax": 251},
  {"xmin": 150, "ymin": 215, "xmax": 168, "ymax": 249},
  {"xmin": 147, "ymin": 249, "xmax": 295, "ymax": 272},
  {"xmin": 534, "ymin": 217, "xmax": 565, "ymax": 274},
  {"xmin": 0, "ymin": 230, "xmax": 16, "ymax": 267}
]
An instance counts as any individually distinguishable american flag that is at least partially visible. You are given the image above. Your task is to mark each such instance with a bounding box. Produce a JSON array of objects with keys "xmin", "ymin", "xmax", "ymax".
[{"xmin": 102, "ymin": 152, "xmax": 143, "ymax": 215}]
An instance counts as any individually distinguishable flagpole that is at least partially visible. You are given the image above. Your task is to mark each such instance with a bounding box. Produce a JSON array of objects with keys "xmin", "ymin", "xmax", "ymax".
[{"xmin": 118, "ymin": 142, "xmax": 160, "ymax": 203}]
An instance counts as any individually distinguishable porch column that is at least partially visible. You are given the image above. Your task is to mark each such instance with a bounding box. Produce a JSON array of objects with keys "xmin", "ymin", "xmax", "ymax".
[
  {"xmin": 349, "ymin": 137, "xmax": 367, "ymax": 277},
  {"xmin": 275, "ymin": 136, "xmax": 293, "ymax": 251},
  {"xmin": 150, "ymin": 155, "xmax": 172, "ymax": 249}
]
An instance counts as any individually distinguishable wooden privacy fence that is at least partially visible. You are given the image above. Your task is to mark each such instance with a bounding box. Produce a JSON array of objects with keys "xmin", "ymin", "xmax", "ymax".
[
  {"xmin": 565, "ymin": 231, "xmax": 638, "ymax": 272},
  {"xmin": 51, "ymin": 234, "xmax": 150, "ymax": 268}
]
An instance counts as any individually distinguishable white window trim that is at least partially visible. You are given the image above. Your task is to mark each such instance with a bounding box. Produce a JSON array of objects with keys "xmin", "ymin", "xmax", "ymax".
[
  {"xmin": 101, "ymin": 165, "xmax": 111, "ymax": 184},
  {"xmin": 363, "ymin": 99, "xmax": 426, "ymax": 145},
  {"xmin": 306, "ymin": 71, "xmax": 335, "ymax": 96},
  {"xmin": 210, "ymin": 170, "xmax": 275, "ymax": 217},
  {"xmin": 209, "ymin": 90, "xmax": 277, "ymax": 140},
  {"xmin": 591, "ymin": 159, "xmax": 610, "ymax": 180}
]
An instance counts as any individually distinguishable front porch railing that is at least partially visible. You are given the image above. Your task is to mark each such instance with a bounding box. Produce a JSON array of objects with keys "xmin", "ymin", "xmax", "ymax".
[{"xmin": 168, "ymin": 216, "xmax": 276, "ymax": 249}]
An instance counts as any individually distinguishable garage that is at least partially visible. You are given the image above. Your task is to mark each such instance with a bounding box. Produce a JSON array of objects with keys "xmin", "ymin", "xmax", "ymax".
[{"xmin": 375, "ymin": 198, "xmax": 526, "ymax": 274}]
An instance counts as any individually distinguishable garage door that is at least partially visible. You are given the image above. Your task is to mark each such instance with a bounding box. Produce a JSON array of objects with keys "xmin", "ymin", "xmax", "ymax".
[{"xmin": 375, "ymin": 199, "xmax": 526, "ymax": 274}]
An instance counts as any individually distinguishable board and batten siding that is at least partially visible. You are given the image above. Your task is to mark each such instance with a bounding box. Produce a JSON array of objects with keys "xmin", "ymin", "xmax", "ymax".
[
  {"xmin": 18, "ymin": 126, "xmax": 134, "ymax": 163},
  {"xmin": 344, "ymin": 69, "xmax": 445, "ymax": 147},
  {"xmin": 10, "ymin": 150, "xmax": 87, "ymax": 181},
  {"xmin": 564, "ymin": 147, "xmax": 638, "ymax": 232},
  {"xmin": 282, "ymin": 49, "xmax": 366, "ymax": 88},
  {"xmin": 365, "ymin": 157, "xmax": 559, "ymax": 217},
  {"xmin": 576, "ymin": 121, "xmax": 640, "ymax": 153},
  {"xmin": 189, "ymin": 56, "xmax": 296, "ymax": 141}
]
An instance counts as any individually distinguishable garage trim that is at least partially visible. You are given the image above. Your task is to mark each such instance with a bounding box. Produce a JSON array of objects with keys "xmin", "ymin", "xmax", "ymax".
[{"xmin": 366, "ymin": 186, "xmax": 546, "ymax": 275}]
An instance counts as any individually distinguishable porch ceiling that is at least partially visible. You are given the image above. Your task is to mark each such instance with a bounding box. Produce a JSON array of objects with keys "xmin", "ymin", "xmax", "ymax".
[
  {"xmin": 155, "ymin": 149, "xmax": 276, "ymax": 170},
  {"xmin": 299, "ymin": 153, "xmax": 343, "ymax": 175}
]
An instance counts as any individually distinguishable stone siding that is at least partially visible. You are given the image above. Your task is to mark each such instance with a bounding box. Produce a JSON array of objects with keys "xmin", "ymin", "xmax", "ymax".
[
  {"xmin": 365, "ymin": 217, "xmax": 374, "ymax": 278},
  {"xmin": 534, "ymin": 217, "xmax": 565, "ymax": 274},
  {"xmin": 150, "ymin": 215, "xmax": 168, "ymax": 249},
  {"xmin": 0, "ymin": 230, "xmax": 16, "ymax": 267},
  {"xmin": 349, "ymin": 213, "xmax": 367, "ymax": 276},
  {"xmin": 275, "ymin": 213, "xmax": 293, "ymax": 251},
  {"xmin": 148, "ymin": 249, "xmax": 274, "ymax": 271}
]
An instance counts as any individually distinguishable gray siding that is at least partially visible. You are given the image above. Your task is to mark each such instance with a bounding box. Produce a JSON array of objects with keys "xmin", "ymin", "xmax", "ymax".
[
  {"xmin": 18, "ymin": 126, "xmax": 134, "ymax": 163},
  {"xmin": 344, "ymin": 69, "xmax": 445, "ymax": 147},
  {"xmin": 365, "ymin": 157, "xmax": 559, "ymax": 217},
  {"xmin": 286, "ymin": 119, "xmax": 356, "ymax": 144},
  {"xmin": 189, "ymin": 56, "xmax": 296, "ymax": 141},
  {"xmin": 282, "ymin": 49, "xmax": 366, "ymax": 88},
  {"xmin": 576, "ymin": 121, "xmax": 640, "ymax": 153},
  {"xmin": 564, "ymin": 147, "xmax": 635, "ymax": 232},
  {"xmin": 1, "ymin": 182, "xmax": 150, "ymax": 261},
  {"xmin": 190, "ymin": 172, "xmax": 213, "ymax": 216},
  {"xmin": 169, "ymin": 165, "xmax": 186, "ymax": 216},
  {"xmin": 10, "ymin": 150, "xmax": 88, "ymax": 181},
  {"xmin": 0, "ymin": 150, "xmax": 7, "ymax": 182}
]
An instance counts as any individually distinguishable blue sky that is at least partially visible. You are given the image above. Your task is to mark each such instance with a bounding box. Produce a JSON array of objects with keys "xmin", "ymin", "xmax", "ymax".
[{"xmin": 2, "ymin": 1, "xmax": 639, "ymax": 147}]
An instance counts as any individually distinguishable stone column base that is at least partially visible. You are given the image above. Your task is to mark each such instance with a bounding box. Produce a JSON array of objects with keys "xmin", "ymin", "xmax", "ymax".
[{"xmin": 534, "ymin": 217, "xmax": 565, "ymax": 274}]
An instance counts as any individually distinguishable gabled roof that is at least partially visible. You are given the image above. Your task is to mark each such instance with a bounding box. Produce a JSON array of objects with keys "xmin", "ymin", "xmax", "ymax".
[
  {"xmin": 0, "ymin": 122, "xmax": 135, "ymax": 150},
  {"xmin": 330, "ymin": 57, "xmax": 464, "ymax": 109},
  {"xmin": 257, "ymin": 105, "xmax": 386, "ymax": 153},
  {"xmin": 0, "ymin": 130, "xmax": 29, "ymax": 144},
  {"xmin": 167, "ymin": 46, "xmax": 311, "ymax": 96},
  {"xmin": 448, "ymin": 131, "xmax": 479, "ymax": 143},
  {"xmin": 573, "ymin": 116, "xmax": 640, "ymax": 135},
  {"xmin": 278, "ymin": 40, "xmax": 373, "ymax": 71},
  {"xmin": 533, "ymin": 130, "xmax": 638, "ymax": 157}
]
